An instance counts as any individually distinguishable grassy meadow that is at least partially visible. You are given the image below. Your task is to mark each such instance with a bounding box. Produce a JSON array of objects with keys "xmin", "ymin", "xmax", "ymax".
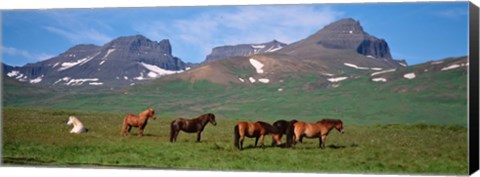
[
  {"xmin": 1, "ymin": 66, "xmax": 469, "ymax": 174},
  {"xmin": 2, "ymin": 108, "xmax": 468, "ymax": 175}
]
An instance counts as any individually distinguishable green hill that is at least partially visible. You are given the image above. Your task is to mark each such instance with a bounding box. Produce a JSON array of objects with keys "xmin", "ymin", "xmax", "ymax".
[{"xmin": 2, "ymin": 56, "xmax": 468, "ymax": 126}]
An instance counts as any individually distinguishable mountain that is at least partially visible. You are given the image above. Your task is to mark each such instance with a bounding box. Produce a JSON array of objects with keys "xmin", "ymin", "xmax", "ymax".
[
  {"xmin": 204, "ymin": 40, "xmax": 287, "ymax": 63},
  {"xmin": 277, "ymin": 18, "xmax": 404, "ymax": 68},
  {"xmin": 174, "ymin": 18, "xmax": 407, "ymax": 86},
  {"xmin": 3, "ymin": 35, "xmax": 187, "ymax": 87}
]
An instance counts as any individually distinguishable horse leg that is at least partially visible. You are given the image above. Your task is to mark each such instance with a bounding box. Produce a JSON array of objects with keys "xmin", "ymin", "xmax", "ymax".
[
  {"xmin": 319, "ymin": 137, "xmax": 323, "ymax": 148},
  {"xmin": 293, "ymin": 133, "xmax": 301, "ymax": 145},
  {"xmin": 171, "ymin": 130, "xmax": 179, "ymax": 142},
  {"xmin": 254, "ymin": 137, "xmax": 259, "ymax": 147},
  {"xmin": 174, "ymin": 130, "xmax": 179, "ymax": 142},
  {"xmin": 138, "ymin": 126, "xmax": 144, "ymax": 137},
  {"xmin": 240, "ymin": 136, "xmax": 245, "ymax": 150},
  {"xmin": 320, "ymin": 134, "xmax": 327, "ymax": 149},
  {"xmin": 128, "ymin": 125, "xmax": 132, "ymax": 133},
  {"xmin": 259, "ymin": 135, "xmax": 265, "ymax": 149},
  {"xmin": 271, "ymin": 134, "xmax": 281, "ymax": 147},
  {"xmin": 196, "ymin": 131, "xmax": 202, "ymax": 142}
]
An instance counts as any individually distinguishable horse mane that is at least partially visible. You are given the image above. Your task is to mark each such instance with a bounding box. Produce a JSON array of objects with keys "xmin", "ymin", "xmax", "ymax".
[
  {"xmin": 139, "ymin": 108, "xmax": 154, "ymax": 118},
  {"xmin": 317, "ymin": 119, "xmax": 342, "ymax": 124},
  {"xmin": 194, "ymin": 113, "xmax": 214, "ymax": 121}
]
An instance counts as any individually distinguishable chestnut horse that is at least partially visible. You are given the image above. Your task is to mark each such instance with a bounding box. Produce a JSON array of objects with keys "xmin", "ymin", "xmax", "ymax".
[
  {"xmin": 234, "ymin": 121, "xmax": 281, "ymax": 150},
  {"xmin": 271, "ymin": 119, "xmax": 298, "ymax": 146},
  {"xmin": 286, "ymin": 119, "xmax": 344, "ymax": 149},
  {"xmin": 121, "ymin": 108, "xmax": 156, "ymax": 137},
  {"xmin": 170, "ymin": 113, "xmax": 216, "ymax": 142}
]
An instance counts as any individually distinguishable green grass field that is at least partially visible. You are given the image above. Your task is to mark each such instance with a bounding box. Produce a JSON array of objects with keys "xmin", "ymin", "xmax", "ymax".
[
  {"xmin": 2, "ymin": 108, "xmax": 468, "ymax": 175},
  {"xmin": 2, "ymin": 65, "xmax": 469, "ymax": 174}
]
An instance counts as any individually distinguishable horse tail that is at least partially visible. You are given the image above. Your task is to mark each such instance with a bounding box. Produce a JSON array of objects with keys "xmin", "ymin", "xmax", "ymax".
[
  {"xmin": 286, "ymin": 120, "xmax": 297, "ymax": 147},
  {"xmin": 170, "ymin": 120, "xmax": 176, "ymax": 142},
  {"xmin": 234, "ymin": 124, "xmax": 240, "ymax": 148}
]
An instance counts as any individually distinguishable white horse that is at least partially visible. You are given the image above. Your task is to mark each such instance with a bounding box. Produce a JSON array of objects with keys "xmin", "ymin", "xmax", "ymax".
[{"xmin": 67, "ymin": 116, "xmax": 88, "ymax": 134}]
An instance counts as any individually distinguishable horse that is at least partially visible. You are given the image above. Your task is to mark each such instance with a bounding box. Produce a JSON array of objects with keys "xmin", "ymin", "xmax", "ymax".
[
  {"xmin": 121, "ymin": 108, "xmax": 156, "ymax": 137},
  {"xmin": 67, "ymin": 116, "xmax": 88, "ymax": 134},
  {"xmin": 234, "ymin": 121, "xmax": 281, "ymax": 150},
  {"xmin": 170, "ymin": 113, "xmax": 216, "ymax": 142},
  {"xmin": 271, "ymin": 119, "xmax": 299, "ymax": 146},
  {"xmin": 286, "ymin": 119, "xmax": 344, "ymax": 149}
]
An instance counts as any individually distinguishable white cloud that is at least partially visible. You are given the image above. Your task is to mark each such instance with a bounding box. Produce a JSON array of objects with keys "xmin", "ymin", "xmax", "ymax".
[
  {"xmin": 43, "ymin": 26, "xmax": 112, "ymax": 45},
  {"xmin": 38, "ymin": 10, "xmax": 114, "ymax": 45},
  {"xmin": 435, "ymin": 8, "xmax": 468, "ymax": 19},
  {"xmin": 135, "ymin": 5, "xmax": 342, "ymax": 62},
  {"xmin": 2, "ymin": 46, "xmax": 54, "ymax": 64}
]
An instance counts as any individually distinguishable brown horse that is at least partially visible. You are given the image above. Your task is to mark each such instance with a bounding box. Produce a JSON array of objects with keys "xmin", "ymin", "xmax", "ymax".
[
  {"xmin": 121, "ymin": 108, "xmax": 156, "ymax": 137},
  {"xmin": 234, "ymin": 121, "xmax": 281, "ymax": 150},
  {"xmin": 170, "ymin": 113, "xmax": 216, "ymax": 142},
  {"xmin": 286, "ymin": 119, "xmax": 344, "ymax": 149}
]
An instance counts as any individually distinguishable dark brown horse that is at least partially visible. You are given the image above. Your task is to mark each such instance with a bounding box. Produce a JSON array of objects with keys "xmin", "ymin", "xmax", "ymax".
[
  {"xmin": 234, "ymin": 121, "xmax": 281, "ymax": 150},
  {"xmin": 121, "ymin": 108, "xmax": 156, "ymax": 137},
  {"xmin": 286, "ymin": 119, "xmax": 344, "ymax": 148},
  {"xmin": 170, "ymin": 113, "xmax": 216, "ymax": 142},
  {"xmin": 271, "ymin": 119, "xmax": 299, "ymax": 146}
]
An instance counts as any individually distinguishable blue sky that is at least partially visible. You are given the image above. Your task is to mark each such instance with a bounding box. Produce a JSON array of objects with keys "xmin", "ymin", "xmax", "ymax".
[{"xmin": 1, "ymin": 2, "xmax": 469, "ymax": 66}]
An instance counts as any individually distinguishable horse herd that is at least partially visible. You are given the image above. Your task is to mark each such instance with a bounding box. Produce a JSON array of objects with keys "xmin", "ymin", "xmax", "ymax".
[{"xmin": 68, "ymin": 108, "xmax": 345, "ymax": 150}]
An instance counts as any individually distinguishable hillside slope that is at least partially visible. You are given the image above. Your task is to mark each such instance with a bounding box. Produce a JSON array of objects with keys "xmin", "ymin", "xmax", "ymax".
[{"xmin": 3, "ymin": 56, "xmax": 468, "ymax": 126}]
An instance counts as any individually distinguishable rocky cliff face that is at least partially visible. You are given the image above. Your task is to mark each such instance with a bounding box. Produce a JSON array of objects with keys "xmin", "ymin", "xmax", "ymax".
[{"xmin": 204, "ymin": 40, "xmax": 287, "ymax": 63}]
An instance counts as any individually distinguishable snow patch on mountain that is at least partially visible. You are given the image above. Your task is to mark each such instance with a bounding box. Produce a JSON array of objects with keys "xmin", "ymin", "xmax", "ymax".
[
  {"xmin": 372, "ymin": 77, "xmax": 387, "ymax": 82},
  {"xmin": 58, "ymin": 53, "xmax": 100, "ymax": 71},
  {"xmin": 30, "ymin": 75, "xmax": 44, "ymax": 84},
  {"xmin": 7, "ymin": 70, "xmax": 20, "ymax": 77},
  {"xmin": 441, "ymin": 63, "xmax": 467, "ymax": 71},
  {"xmin": 343, "ymin": 63, "xmax": 369, "ymax": 70},
  {"xmin": 371, "ymin": 69, "xmax": 396, "ymax": 76},
  {"xmin": 140, "ymin": 62, "xmax": 183, "ymax": 78},
  {"xmin": 251, "ymin": 45, "xmax": 265, "ymax": 49},
  {"xmin": 265, "ymin": 46, "xmax": 283, "ymax": 53},
  {"xmin": 89, "ymin": 82, "xmax": 104, "ymax": 86},
  {"xmin": 328, "ymin": 76, "xmax": 348, "ymax": 82},
  {"xmin": 258, "ymin": 78, "xmax": 270, "ymax": 83},
  {"xmin": 249, "ymin": 58, "xmax": 264, "ymax": 74},
  {"xmin": 249, "ymin": 77, "xmax": 256, "ymax": 83},
  {"xmin": 101, "ymin": 49, "xmax": 116, "ymax": 60},
  {"xmin": 403, "ymin": 73, "xmax": 416, "ymax": 79}
]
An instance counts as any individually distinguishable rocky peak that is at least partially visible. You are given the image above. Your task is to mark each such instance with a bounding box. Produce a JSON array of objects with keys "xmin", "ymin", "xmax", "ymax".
[
  {"xmin": 321, "ymin": 18, "xmax": 365, "ymax": 35},
  {"xmin": 204, "ymin": 40, "xmax": 287, "ymax": 63},
  {"xmin": 309, "ymin": 18, "xmax": 393, "ymax": 60},
  {"xmin": 106, "ymin": 35, "xmax": 172, "ymax": 55}
]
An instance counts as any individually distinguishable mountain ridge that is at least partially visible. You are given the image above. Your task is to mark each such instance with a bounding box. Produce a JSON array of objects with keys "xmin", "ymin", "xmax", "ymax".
[
  {"xmin": 204, "ymin": 40, "xmax": 287, "ymax": 63},
  {"xmin": 3, "ymin": 35, "xmax": 187, "ymax": 88}
]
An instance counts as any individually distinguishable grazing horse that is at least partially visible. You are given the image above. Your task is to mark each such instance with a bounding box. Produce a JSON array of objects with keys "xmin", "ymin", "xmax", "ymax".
[
  {"xmin": 121, "ymin": 108, "xmax": 156, "ymax": 137},
  {"xmin": 286, "ymin": 119, "xmax": 344, "ymax": 149},
  {"xmin": 234, "ymin": 121, "xmax": 281, "ymax": 150},
  {"xmin": 170, "ymin": 113, "xmax": 217, "ymax": 142},
  {"xmin": 67, "ymin": 116, "xmax": 88, "ymax": 134},
  {"xmin": 271, "ymin": 119, "xmax": 299, "ymax": 146}
]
